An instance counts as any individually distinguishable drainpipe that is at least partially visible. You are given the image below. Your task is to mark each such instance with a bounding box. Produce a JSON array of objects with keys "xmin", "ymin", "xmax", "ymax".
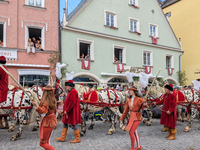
[
  {"xmin": 178, "ymin": 38, "xmax": 184, "ymax": 85},
  {"xmin": 58, "ymin": 0, "xmax": 62, "ymax": 62}
]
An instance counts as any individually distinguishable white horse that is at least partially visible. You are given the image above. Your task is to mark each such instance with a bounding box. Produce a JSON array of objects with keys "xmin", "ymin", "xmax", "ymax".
[{"xmin": 75, "ymin": 85, "xmax": 128, "ymax": 136}]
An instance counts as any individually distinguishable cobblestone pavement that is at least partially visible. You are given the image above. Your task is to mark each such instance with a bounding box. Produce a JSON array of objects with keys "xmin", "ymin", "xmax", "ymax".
[{"xmin": 0, "ymin": 119, "xmax": 200, "ymax": 150}]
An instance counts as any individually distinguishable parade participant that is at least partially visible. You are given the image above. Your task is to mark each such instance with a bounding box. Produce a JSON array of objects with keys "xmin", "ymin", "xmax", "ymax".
[
  {"xmin": 55, "ymin": 80, "xmax": 81, "ymax": 143},
  {"xmin": 57, "ymin": 99, "xmax": 64, "ymax": 121},
  {"xmin": 120, "ymin": 86, "xmax": 148, "ymax": 150},
  {"xmin": 32, "ymin": 85, "xmax": 57, "ymax": 150},
  {"xmin": 153, "ymin": 84, "xmax": 177, "ymax": 140},
  {"xmin": 0, "ymin": 56, "xmax": 8, "ymax": 103}
]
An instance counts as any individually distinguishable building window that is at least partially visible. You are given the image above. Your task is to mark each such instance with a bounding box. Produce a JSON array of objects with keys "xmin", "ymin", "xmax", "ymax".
[
  {"xmin": 25, "ymin": 26, "xmax": 44, "ymax": 50},
  {"xmin": 150, "ymin": 24, "xmax": 158, "ymax": 38},
  {"xmin": 105, "ymin": 10, "xmax": 117, "ymax": 28},
  {"xmin": 129, "ymin": 18, "xmax": 140, "ymax": 33},
  {"xmin": 25, "ymin": 0, "xmax": 44, "ymax": 7},
  {"xmin": 143, "ymin": 50, "xmax": 153, "ymax": 66},
  {"xmin": 130, "ymin": 0, "xmax": 138, "ymax": 7},
  {"xmin": 113, "ymin": 45, "xmax": 126, "ymax": 63},
  {"xmin": 166, "ymin": 54, "xmax": 174, "ymax": 68},
  {"xmin": 0, "ymin": 22, "xmax": 6, "ymax": 47},
  {"xmin": 77, "ymin": 39, "xmax": 94, "ymax": 60},
  {"xmin": 0, "ymin": 24, "xmax": 4, "ymax": 47},
  {"xmin": 20, "ymin": 75, "xmax": 49, "ymax": 87}
]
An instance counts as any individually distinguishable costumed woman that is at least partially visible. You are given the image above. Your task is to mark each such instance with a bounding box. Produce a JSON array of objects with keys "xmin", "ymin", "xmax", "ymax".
[
  {"xmin": 0, "ymin": 56, "xmax": 9, "ymax": 129},
  {"xmin": 153, "ymin": 84, "xmax": 177, "ymax": 140},
  {"xmin": 55, "ymin": 80, "xmax": 81, "ymax": 143},
  {"xmin": 120, "ymin": 86, "xmax": 148, "ymax": 150},
  {"xmin": 32, "ymin": 85, "xmax": 57, "ymax": 150}
]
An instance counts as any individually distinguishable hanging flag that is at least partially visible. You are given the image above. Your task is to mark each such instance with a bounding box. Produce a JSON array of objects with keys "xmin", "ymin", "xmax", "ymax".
[
  {"xmin": 146, "ymin": 66, "xmax": 151, "ymax": 74},
  {"xmin": 168, "ymin": 68, "xmax": 173, "ymax": 75},
  {"xmin": 117, "ymin": 64, "xmax": 124, "ymax": 72},
  {"xmin": 82, "ymin": 60, "xmax": 90, "ymax": 70},
  {"xmin": 152, "ymin": 37, "xmax": 157, "ymax": 44}
]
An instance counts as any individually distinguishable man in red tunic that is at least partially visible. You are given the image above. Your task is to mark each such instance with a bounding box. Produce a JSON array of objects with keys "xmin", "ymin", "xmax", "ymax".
[
  {"xmin": 55, "ymin": 80, "xmax": 81, "ymax": 143},
  {"xmin": 0, "ymin": 56, "xmax": 9, "ymax": 129},
  {"xmin": 153, "ymin": 84, "xmax": 177, "ymax": 140},
  {"xmin": 0, "ymin": 56, "xmax": 8, "ymax": 103}
]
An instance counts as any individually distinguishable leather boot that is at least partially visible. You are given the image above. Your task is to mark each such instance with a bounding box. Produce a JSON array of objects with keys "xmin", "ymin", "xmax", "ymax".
[
  {"xmin": 167, "ymin": 133, "xmax": 176, "ymax": 140},
  {"xmin": 70, "ymin": 129, "xmax": 81, "ymax": 143},
  {"xmin": 55, "ymin": 128, "xmax": 68, "ymax": 142},
  {"xmin": 165, "ymin": 129, "xmax": 171, "ymax": 138},
  {"xmin": 1, "ymin": 119, "xmax": 9, "ymax": 129},
  {"xmin": 161, "ymin": 127, "xmax": 167, "ymax": 132},
  {"xmin": 184, "ymin": 114, "xmax": 190, "ymax": 122}
]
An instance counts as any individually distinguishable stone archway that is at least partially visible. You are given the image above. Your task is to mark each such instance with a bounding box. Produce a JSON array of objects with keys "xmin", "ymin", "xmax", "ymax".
[
  {"xmin": 106, "ymin": 76, "xmax": 129, "ymax": 89},
  {"xmin": 73, "ymin": 72, "xmax": 101, "ymax": 88},
  {"xmin": 164, "ymin": 77, "xmax": 179, "ymax": 86}
]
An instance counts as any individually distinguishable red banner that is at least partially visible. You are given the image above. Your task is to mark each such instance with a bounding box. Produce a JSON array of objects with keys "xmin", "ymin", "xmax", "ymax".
[
  {"xmin": 168, "ymin": 68, "xmax": 173, "ymax": 75},
  {"xmin": 152, "ymin": 37, "xmax": 157, "ymax": 44},
  {"xmin": 82, "ymin": 60, "xmax": 90, "ymax": 70},
  {"xmin": 117, "ymin": 64, "xmax": 124, "ymax": 72},
  {"xmin": 146, "ymin": 66, "xmax": 151, "ymax": 74}
]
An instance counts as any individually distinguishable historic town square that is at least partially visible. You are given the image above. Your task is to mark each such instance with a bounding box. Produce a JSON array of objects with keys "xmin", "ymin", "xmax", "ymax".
[{"xmin": 0, "ymin": 0, "xmax": 200, "ymax": 150}]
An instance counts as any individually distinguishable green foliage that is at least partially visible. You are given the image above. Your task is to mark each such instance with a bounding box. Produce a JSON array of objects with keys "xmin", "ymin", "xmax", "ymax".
[
  {"xmin": 61, "ymin": 65, "xmax": 68, "ymax": 78},
  {"xmin": 176, "ymin": 70, "xmax": 188, "ymax": 86},
  {"xmin": 157, "ymin": 78, "xmax": 164, "ymax": 87},
  {"xmin": 133, "ymin": 77, "xmax": 139, "ymax": 81},
  {"xmin": 47, "ymin": 51, "xmax": 60, "ymax": 69},
  {"xmin": 47, "ymin": 50, "xmax": 68, "ymax": 79}
]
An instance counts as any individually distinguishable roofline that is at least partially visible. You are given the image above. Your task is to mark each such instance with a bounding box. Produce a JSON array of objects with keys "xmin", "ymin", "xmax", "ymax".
[
  {"xmin": 63, "ymin": 26, "xmax": 182, "ymax": 52},
  {"xmin": 155, "ymin": 0, "xmax": 181, "ymax": 49},
  {"xmin": 162, "ymin": 0, "xmax": 180, "ymax": 9},
  {"xmin": 66, "ymin": 0, "xmax": 92, "ymax": 26}
]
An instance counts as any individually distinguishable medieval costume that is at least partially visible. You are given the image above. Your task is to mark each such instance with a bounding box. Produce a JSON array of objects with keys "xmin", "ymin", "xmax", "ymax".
[
  {"xmin": 33, "ymin": 86, "xmax": 57, "ymax": 150},
  {"xmin": 120, "ymin": 87, "xmax": 148, "ymax": 150},
  {"xmin": 0, "ymin": 56, "xmax": 8, "ymax": 103},
  {"xmin": 155, "ymin": 84, "xmax": 177, "ymax": 140},
  {"xmin": 0, "ymin": 56, "xmax": 9, "ymax": 129},
  {"xmin": 55, "ymin": 80, "xmax": 81, "ymax": 143}
]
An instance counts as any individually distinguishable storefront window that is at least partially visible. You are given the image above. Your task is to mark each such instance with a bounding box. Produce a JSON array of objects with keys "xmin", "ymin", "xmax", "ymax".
[
  {"xmin": 107, "ymin": 78, "xmax": 128, "ymax": 89},
  {"xmin": 73, "ymin": 76, "xmax": 98, "ymax": 88},
  {"xmin": 19, "ymin": 75, "xmax": 49, "ymax": 87}
]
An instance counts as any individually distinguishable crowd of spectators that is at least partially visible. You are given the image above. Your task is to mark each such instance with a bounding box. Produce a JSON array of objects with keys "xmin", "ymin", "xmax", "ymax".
[{"xmin": 27, "ymin": 37, "xmax": 43, "ymax": 53}]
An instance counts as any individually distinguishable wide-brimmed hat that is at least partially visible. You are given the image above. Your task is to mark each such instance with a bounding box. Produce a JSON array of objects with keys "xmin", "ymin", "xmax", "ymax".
[
  {"xmin": 128, "ymin": 86, "xmax": 138, "ymax": 92},
  {"xmin": 43, "ymin": 85, "xmax": 55, "ymax": 91},
  {"xmin": 65, "ymin": 80, "xmax": 75, "ymax": 87},
  {"xmin": 0, "ymin": 56, "xmax": 6, "ymax": 64},
  {"xmin": 164, "ymin": 84, "xmax": 173, "ymax": 91}
]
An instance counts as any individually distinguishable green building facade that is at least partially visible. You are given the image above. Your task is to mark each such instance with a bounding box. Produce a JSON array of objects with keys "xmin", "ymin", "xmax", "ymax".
[{"xmin": 62, "ymin": 0, "xmax": 182, "ymax": 87}]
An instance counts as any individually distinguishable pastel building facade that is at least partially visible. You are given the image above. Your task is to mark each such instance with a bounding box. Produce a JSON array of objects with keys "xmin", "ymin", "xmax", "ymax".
[
  {"xmin": 0, "ymin": 0, "xmax": 59, "ymax": 86},
  {"xmin": 61, "ymin": 0, "xmax": 182, "ymax": 87}
]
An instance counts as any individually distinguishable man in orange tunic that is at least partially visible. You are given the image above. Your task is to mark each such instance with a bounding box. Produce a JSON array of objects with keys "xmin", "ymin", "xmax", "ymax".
[
  {"xmin": 153, "ymin": 84, "xmax": 177, "ymax": 140},
  {"xmin": 55, "ymin": 80, "xmax": 81, "ymax": 143}
]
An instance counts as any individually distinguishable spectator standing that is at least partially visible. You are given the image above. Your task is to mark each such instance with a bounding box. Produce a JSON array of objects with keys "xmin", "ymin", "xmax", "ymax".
[{"xmin": 0, "ymin": 39, "xmax": 3, "ymax": 47}]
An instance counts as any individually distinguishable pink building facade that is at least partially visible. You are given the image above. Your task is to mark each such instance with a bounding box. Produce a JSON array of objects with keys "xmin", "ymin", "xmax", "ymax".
[{"xmin": 0, "ymin": 0, "xmax": 59, "ymax": 87}]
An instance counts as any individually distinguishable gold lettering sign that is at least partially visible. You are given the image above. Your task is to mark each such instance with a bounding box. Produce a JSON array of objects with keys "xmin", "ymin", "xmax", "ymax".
[{"xmin": 124, "ymin": 67, "xmax": 145, "ymax": 73}]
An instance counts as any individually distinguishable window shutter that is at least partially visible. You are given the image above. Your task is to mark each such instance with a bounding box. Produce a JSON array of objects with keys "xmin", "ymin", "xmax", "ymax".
[
  {"xmin": 123, "ymin": 48, "xmax": 126, "ymax": 63},
  {"xmin": 135, "ymin": 0, "xmax": 138, "ymax": 6},
  {"xmin": 42, "ymin": 0, "xmax": 45, "ymax": 7}
]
